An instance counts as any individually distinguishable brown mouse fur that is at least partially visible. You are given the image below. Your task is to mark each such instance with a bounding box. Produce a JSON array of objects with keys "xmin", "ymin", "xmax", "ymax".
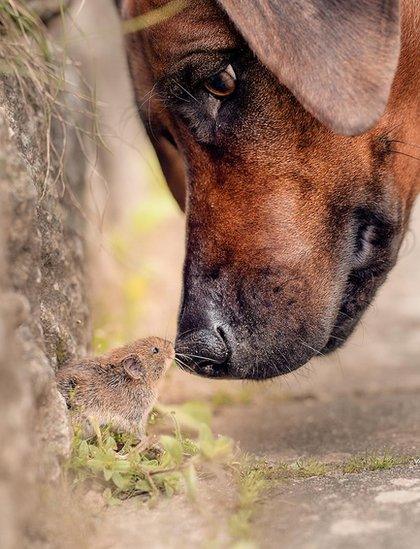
[{"xmin": 56, "ymin": 337, "xmax": 174, "ymax": 438}]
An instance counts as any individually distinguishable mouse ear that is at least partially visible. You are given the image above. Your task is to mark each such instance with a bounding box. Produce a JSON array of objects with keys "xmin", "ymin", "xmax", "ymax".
[{"xmin": 121, "ymin": 354, "xmax": 144, "ymax": 380}]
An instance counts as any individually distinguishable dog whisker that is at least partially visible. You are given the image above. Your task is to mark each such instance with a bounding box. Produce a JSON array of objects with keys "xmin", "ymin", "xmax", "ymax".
[
  {"xmin": 170, "ymin": 78, "xmax": 199, "ymax": 103},
  {"xmin": 174, "ymin": 357, "xmax": 196, "ymax": 374},
  {"xmin": 389, "ymin": 139, "xmax": 420, "ymax": 149},
  {"xmin": 176, "ymin": 351, "xmax": 219, "ymax": 363},
  {"xmin": 298, "ymin": 338, "xmax": 326, "ymax": 358},
  {"xmin": 176, "ymin": 327, "xmax": 197, "ymax": 339},
  {"xmin": 389, "ymin": 149, "xmax": 420, "ymax": 163}
]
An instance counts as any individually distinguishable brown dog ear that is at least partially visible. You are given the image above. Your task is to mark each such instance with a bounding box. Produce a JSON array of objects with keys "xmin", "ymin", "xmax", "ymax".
[
  {"xmin": 121, "ymin": 354, "xmax": 144, "ymax": 380},
  {"xmin": 218, "ymin": 0, "xmax": 400, "ymax": 136}
]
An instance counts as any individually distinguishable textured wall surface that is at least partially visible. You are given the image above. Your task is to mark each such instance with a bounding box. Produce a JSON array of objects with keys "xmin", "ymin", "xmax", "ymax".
[{"xmin": 0, "ymin": 67, "xmax": 90, "ymax": 546}]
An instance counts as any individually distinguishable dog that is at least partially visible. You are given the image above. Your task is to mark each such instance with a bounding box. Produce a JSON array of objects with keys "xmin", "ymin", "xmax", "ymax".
[{"xmin": 115, "ymin": 0, "xmax": 419, "ymax": 379}]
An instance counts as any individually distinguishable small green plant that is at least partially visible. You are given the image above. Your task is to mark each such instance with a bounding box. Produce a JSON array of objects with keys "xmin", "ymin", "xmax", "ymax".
[
  {"xmin": 342, "ymin": 452, "xmax": 413, "ymax": 474},
  {"xmin": 229, "ymin": 465, "xmax": 268, "ymax": 541},
  {"xmin": 67, "ymin": 401, "xmax": 233, "ymax": 502},
  {"xmin": 289, "ymin": 458, "xmax": 329, "ymax": 478}
]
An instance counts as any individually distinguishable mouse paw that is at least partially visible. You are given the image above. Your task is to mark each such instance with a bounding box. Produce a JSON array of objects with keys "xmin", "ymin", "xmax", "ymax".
[{"xmin": 134, "ymin": 436, "xmax": 150, "ymax": 453}]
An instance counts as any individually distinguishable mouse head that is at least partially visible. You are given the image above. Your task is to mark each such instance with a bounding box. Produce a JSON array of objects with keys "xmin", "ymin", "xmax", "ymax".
[{"xmin": 116, "ymin": 336, "xmax": 175, "ymax": 384}]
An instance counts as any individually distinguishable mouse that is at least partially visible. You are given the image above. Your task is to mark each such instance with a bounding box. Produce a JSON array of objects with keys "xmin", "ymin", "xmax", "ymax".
[{"xmin": 56, "ymin": 337, "xmax": 174, "ymax": 440}]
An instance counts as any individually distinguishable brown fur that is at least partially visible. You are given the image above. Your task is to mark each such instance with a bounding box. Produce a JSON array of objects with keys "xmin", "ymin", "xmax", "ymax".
[
  {"xmin": 116, "ymin": 0, "xmax": 419, "ymax": 379},
  {"xmin": 56, "ymin": 337, "xmax": 174, "ymax": 437}
]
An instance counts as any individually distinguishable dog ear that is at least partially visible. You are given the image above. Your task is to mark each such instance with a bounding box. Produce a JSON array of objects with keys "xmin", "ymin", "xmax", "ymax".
[
  {"xmin": 218, "ymin": 0, "xmax": 400, "ymax": 136},
  {"xmin": 121, "ymin": 354, "xmax": 144, "ymax": 380}
]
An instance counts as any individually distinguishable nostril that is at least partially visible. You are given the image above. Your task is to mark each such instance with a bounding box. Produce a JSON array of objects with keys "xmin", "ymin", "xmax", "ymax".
[
  {"xmin": 215, "ymin": 326, "xmax": 230, "ymax": 358},
  {"xmin": 175, "ymin": 326, "xmax": 229, "ymax": 370}
]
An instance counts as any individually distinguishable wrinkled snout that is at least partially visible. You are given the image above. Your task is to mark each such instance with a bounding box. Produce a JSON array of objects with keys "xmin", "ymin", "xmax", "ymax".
[{"xmin": 174, "ymin": 260, "xmax": 330, "ymax": 380}]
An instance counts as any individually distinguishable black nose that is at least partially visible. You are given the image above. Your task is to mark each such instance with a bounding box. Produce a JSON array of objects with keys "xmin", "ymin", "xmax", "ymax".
[{"xmin": 175, "ymin": 327, "xmax": 230, "ymax": 377}]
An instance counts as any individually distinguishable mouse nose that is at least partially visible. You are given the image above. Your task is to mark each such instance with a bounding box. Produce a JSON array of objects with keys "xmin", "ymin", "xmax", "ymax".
[{"xmin": 175, "ymin": 325, "xmax": 230, "ymax": 377}]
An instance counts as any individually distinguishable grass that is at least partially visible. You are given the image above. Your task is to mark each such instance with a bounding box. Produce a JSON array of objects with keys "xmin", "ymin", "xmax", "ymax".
[
  {"xmin": 67, "ymin": 385, "xmax": 418, "ymax": 545},
  {"xmin": 121, "ymin": 0, "xmax": 189, "ymax": 34},
  {"xmin": 288, "ymin": 458, "xmax": 329, "ymax": 478},
  {"xmin": 67, "ymin": 399, "xmax": 418, "ymax": 548},
  {"xmin": 223, "ymin": 456, "xmax": 328, "ymax": 545},
  {"xmin": 223, "ymin": 457, "xmax": 326, "ymax": 545},
  {"xmin": 341, "ymin": 452, "xmax": 414, "ymax": 474},
  {"xmin": 240, "ymin": 452, "xmax": 417, "ymax": 484},
  {"xmin": 228, "ymin": 463, "xmax": 269, "ymax": 542},
  {"xmin": 67, "ymin": 400, "xmax": 233, "ymax": 503},
  {"xmin": 0, "ymin": 0, "xmax": 105, "ymax": 207}
]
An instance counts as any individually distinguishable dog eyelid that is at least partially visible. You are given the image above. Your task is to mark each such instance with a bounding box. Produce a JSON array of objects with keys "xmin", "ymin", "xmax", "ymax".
[{"xmin": 203, "ymin": 64, "xmax": 237, "ymax": 98}]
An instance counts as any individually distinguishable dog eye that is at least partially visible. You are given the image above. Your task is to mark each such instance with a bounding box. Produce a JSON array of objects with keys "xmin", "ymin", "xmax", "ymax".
[
  {"xmin": 355, "ymin": 224, "xmax": 375, "ymax": 265},
  {"xmin": 353, "ymin": 207, "xmax": 393, "ymax": 269},
  {"xmin": 203, "ymin": 65, "xmax": 236, "ymax": 98}
]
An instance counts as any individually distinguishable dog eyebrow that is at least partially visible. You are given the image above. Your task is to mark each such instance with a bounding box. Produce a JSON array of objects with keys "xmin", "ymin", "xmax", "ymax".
[{"xmin": 166, "ymin": 49, "xmax": 230, "ymax": 75}]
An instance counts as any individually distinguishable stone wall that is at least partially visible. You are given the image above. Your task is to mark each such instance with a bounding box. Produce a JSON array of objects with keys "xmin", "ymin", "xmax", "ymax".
[{"xmin": 0, "ymin": 45, "xmax": 90, "ymax": 549}]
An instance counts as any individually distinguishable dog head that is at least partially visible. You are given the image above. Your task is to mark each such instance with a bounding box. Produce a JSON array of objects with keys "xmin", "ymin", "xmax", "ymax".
[{"xmin": 117, "ymin": 0, "xmax": 419, "ymax": 379}]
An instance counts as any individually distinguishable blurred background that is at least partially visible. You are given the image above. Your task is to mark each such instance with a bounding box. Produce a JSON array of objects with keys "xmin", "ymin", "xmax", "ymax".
[{"xmin": 63, "ymin": 0, "xmax": 185, "ymax": 351}]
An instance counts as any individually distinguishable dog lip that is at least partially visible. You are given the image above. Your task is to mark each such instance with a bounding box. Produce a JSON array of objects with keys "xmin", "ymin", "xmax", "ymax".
[{"xmin": 177, "ymin": 358, "xmax": 232, "ymax": 379}]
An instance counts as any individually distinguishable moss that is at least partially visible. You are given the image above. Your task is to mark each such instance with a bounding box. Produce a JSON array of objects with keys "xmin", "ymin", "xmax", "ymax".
[{"xmin": 55, "ymin": 336, "xmax": 71, "ymax": 366}]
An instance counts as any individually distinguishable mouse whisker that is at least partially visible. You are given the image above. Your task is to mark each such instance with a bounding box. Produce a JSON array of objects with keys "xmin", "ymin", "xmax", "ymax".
[
  {"xmin": 175, "ymin": 352, "xmax": 219, "ymax": 363},
  {"xmin": 174, "ymin": 357, "xmax": 196, "ymax": 373}
]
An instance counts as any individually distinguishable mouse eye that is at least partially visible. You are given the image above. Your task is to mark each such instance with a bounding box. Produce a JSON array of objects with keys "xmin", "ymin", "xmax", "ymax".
[
  {"xmin": 152, "ymin": 347, "xmax": 159, "ymax": 355},
  {"xmin": 203, "ymin": 64, "xmax": 236, "ymax": 98}
]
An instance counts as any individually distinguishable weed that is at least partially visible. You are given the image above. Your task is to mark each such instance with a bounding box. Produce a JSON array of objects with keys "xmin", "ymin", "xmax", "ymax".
[
  {"xmin": 289, "ymin": 458, "xmax": 329, "ymax": 478},
  {"xmin": 342, "ymin": 452, "xmax": 413, "ymax": 474},
  {"xmin": 228, "ymin": 460, "xmax": 269, "ymax": 544},
  {"xmin": 122, "ymin": 0, "xmax": 189, "ymax": 34},
  {"xmin": 67, "ymin": 400, "xmax": 233, "ymax": 503}
]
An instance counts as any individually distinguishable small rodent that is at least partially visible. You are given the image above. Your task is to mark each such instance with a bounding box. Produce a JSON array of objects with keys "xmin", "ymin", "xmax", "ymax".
[{"xmin": 56, "ymin": 337, "xmax": 174, "ymax": 439}]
